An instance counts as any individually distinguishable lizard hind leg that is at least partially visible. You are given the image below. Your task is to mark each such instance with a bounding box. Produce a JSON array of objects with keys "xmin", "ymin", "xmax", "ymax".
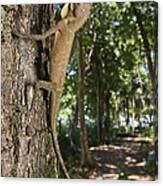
[{"xmin": 38, "ymin": 80, "xmax": 70, "ymax": 178}]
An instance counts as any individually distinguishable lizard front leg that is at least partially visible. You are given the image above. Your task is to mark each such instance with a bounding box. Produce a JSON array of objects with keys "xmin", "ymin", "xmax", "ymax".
[
  {"xmin": 13, "ymin": 26, "xmax": 58, "ymax": 41},
  {"xmin": 12, "ymin": 17, "xmax": 78, "ymax": 41},
  {"xmin": 37, "ymin": 80, "xmax": 62, "ymax": 93}
]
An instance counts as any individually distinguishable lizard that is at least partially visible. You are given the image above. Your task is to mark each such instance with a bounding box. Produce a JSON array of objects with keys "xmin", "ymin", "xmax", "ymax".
[{"xmin": 14, "ymin": 3, "xmax": 91, "ymax": 178}]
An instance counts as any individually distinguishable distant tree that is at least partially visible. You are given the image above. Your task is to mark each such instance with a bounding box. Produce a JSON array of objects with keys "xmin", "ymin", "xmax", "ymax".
[{"xmin": 77, "ymin": 32, "xmax": 92, "ymax": 165}]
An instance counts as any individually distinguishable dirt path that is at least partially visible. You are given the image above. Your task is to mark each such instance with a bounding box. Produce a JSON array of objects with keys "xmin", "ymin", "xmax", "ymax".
[{"xmin": 88, "ymin": 137, "xmax": 154, "ymax": 180}]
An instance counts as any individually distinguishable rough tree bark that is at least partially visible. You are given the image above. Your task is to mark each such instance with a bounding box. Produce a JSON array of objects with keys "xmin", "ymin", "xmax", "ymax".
[
  {"xmin": 1, "ymin": 3, "xmax": 91, "ymax": 177},
  {"xmin": 1, "ymin": 5, "xmax": 57, "ymax": 177}
]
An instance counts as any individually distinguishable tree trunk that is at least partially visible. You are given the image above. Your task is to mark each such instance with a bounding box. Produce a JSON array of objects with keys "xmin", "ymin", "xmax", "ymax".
[
  {"xmin": 1, "ymin": 5, "xmax": 57, "ymax": 177},
  {"xmin": 104, "ymin": 92, "xmax": 110, "ymax": 143},
  {"xmin": 133, "ymin": 4, "xmax": 158, "ymax": 175},
  {"xmin": 70, "ymin": 98, "xmax": 78, "ymax": 151},
  {"xmin": 131, "ymin": 98, "xmax": 135, "ymax": 134},
  {"xmin": 132, "ymin": 5, "xmax": 155, "ymax": 88},
  {"xmin": 77, "ymin": 32, "xmax": 92, "ymax": 166},
  {"xmin": 126, "ymin": 96, "xmax": 130, "ymax": 126},
  {"xmin": 100, "ymin": 87, "xmax": 105, "ymax": 143},
  {"xmin": 95, "ymin": 58, "xmax": 102, "ymax": 143},
  {"xmin": 132, "ymin": 4, "xmax": 158, "ymax": 110}
]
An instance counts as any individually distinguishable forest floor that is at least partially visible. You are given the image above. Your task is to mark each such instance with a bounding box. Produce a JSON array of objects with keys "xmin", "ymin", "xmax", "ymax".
[{"xmin": 86, "ymin": 136, "xmax": 154, "ymax": 180}]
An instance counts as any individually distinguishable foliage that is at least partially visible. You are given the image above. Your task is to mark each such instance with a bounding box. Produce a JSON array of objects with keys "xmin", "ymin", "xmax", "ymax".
[{"xmin": 56, "ymin": 1, "xmax": 157, "ymax": 179}]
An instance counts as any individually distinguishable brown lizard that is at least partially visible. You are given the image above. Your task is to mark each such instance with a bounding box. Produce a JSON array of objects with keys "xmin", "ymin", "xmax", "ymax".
[{"xmin": 15, "ymin": 3, "xmax": 91, "ymax": 178}]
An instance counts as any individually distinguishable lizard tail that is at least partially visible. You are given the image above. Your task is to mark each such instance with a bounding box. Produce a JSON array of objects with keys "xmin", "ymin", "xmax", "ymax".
[
  {"xmin": 53, "ymin": 133, "xmax": 70, "ymax": 179},
  {"xmin": 50, "ymin": 91, "xmax": 70, "ymax": 178}
]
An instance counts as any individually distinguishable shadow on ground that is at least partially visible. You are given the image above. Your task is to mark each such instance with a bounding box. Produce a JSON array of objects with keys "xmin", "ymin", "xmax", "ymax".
[{"xmin": 87, "ymin": 137, "xmax": 155, "ymax": 180}]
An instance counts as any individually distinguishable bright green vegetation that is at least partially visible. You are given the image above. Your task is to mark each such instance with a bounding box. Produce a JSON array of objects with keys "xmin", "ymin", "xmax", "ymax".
[{"xmin": 57, "ymin": 1, "xmax": 158, "ymax": 180}]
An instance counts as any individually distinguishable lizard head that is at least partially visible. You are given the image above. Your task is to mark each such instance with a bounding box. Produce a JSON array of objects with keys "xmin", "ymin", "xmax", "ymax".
[
  {"xmin": 67, "ymin": 3, "xmax": 92, "ymax": 32},
  {"xmin": 74, "ymin": 3, "xmax": 92, "ymax": 18}
]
